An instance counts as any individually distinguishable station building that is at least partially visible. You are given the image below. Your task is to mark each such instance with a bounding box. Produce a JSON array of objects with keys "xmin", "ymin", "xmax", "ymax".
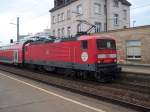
[{"xmin": 50, "ymin": 0, "xmax": 131, "ymax": 38}]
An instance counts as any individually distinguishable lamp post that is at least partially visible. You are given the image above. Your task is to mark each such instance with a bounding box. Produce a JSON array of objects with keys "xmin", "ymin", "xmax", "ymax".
[{"xmin": 10, "ymin": 17, "xmax": 20, "ymax": 42}]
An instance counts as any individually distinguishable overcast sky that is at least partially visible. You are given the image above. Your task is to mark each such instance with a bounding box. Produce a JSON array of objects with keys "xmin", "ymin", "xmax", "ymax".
[{"xmin": 0, "ymin": 0, "xmax": 150, "ymax": 45}]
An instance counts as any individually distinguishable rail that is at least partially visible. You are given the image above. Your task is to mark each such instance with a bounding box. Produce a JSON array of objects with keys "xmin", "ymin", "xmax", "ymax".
[{"xmin": 0, "ymin": 64, "xmax": 149, "ymax": 111}]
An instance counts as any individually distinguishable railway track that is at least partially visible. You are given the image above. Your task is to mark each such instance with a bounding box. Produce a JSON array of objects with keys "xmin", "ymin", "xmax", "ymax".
[{"xmin": 0, "ymin": 64, "xmax": 149, "ymax": 111}]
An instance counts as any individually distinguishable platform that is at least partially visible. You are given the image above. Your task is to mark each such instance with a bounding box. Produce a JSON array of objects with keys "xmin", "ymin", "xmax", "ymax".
[
  {"xmin": 121, "ymin": 64, "xmax": 150, "ymax": 75},
  {"xmin": 0, "ymin": 70, "xmax": 137, "ymax": 112}
]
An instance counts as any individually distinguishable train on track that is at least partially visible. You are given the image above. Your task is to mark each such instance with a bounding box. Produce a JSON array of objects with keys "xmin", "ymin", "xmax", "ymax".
[{"xmin": 0, "ymin": 34, "xmax": 121, "ymax": 82}]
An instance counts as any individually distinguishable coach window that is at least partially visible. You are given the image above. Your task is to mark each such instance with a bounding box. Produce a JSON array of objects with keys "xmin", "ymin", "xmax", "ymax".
[{"xmin": 82, "ymin": 40, "xmax": 88, "ymax": 49}]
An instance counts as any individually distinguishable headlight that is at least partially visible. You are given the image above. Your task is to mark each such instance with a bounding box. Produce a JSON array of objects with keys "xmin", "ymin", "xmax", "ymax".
[
  {"xmin": 97, "ymin": 54, "xmax": 106, "ymax": 58},
  {"xmin": 109, "ymin": 54, "xmax": 117, "ymax": 58}
]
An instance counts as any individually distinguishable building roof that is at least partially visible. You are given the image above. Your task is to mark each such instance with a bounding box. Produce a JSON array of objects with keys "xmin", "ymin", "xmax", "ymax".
[
  {"xmin": 49, "ymin": 0, "xmax": 131, "ymax": 12},
  {"xmin": 50, "ymin": 0, "xmax": 77, "ymax": 12},
  {"xmin": 120, "ymin": 0, "xmax": 131, "ymax": 6}
]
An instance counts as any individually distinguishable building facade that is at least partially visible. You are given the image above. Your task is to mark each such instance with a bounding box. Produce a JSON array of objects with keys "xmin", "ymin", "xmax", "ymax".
[
  {"xmin": 95, "ymin": 25, "xmax": 150, "ymax": 64},
  {"xmin": 50, "ymin": 0, "xmax": 131, "ymax": 38}
]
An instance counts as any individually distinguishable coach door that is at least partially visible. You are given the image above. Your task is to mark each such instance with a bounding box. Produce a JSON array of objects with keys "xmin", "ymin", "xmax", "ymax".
[{"xmin": 13, "ymin": 50, "xmax": 18, "ymax": 63}]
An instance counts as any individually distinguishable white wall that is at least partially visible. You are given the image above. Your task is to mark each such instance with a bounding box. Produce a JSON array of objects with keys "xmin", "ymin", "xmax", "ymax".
[{"xmin": 51, "ymin": 0, "xmax": 130, "ymax": 37}]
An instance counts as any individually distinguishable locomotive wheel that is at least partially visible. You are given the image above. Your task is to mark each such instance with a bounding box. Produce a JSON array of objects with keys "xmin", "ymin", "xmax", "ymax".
[
  {"xmin": 75, "ymin": 71, "xmax": 80, "ymax": 79},
  {"xmin": 44, "ymin": 66, "xmax": 55, "ymax": 72},
  {"xmin": 75, "ymin": 71, "xmax": 86, "ymax": 80},
  {"xmin": 94, "ymin": 73, "xmax": 105, "ymax": 83},
  {"xmin": 80, "ymin": 71, "xmax": 87, "ymax": 80},
  {"xmin": 70, "ymin": 70, "xmax": 76, "ymax": 77},
  {"xmin": 27, "ymin": 64, "xmax": 37, "ymax": 70}
]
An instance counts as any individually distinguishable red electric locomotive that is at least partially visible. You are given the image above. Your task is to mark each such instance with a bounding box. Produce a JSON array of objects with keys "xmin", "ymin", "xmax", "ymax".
[{"xmin": 0, "ymin": 35, "xmax": 121, "ymax": 82}]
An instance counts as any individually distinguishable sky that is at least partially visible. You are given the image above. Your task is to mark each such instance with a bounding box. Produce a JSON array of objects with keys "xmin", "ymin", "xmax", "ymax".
[{"xmin": 0, "ymin": 0, "xmax": 150, "ymax": 45}]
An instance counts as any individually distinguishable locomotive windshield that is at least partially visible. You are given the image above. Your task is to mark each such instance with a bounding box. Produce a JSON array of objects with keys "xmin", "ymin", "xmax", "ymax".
[{"xmin": 97, "ymin": 39, "xmax": 116, "ymax": 50}]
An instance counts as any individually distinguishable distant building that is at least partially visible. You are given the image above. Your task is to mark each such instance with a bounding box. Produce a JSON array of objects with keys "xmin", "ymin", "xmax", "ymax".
[
  {"xmin": 19, "ymin": 34, "xmax": 31, "ymax": 40},
  {"xmin": 50, "ymin": 0, "xmax": 131, "ymax": 38},
  {"xmin": 35, "ymin": 28, "xmax": 51, "ymax": 37},
  {"xmin": 18, "ymin": 29, "xmax": 51, "ymax": 43}
]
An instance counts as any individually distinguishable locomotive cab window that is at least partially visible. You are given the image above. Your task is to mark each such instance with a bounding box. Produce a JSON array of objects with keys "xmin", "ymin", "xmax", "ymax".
[
  {"xmin": 97, "ymin": 39, "xmax": 116, "ymax": 50},
  {"xmin": 81, "ymin": 40, "xmax": 88, "ymax": 49}
]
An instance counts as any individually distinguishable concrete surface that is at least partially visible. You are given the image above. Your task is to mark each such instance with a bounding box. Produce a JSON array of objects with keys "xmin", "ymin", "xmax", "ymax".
[
  {"xmin": 121, "ymin": 65, "xmax": 150, "ymax": 75},
  {"xmin": 0, "ymin": 70, "xmax": 138, "ymax": 112}
]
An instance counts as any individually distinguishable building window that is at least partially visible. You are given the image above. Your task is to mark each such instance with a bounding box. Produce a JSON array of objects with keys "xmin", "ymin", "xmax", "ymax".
[
  {"xmin": 58, "ymin": 29, "xmax": 61, "ymax": 37},
  {"xmin": 52, "ymin": 16, "xmax": 55, "ymax": 24},
  {"xmin": 57, "ymin": 14, "xmax": 59, "ymax": 22},
  {"xmin": 104, "ymin": 5, "xmax": 106, "ymax": 14},
  {"xmin": 61, "ymin": 13, "xmax": 65, "ymax": 21},
  {"xmin": 67, "ymin": 10, "xmax": 71, "ymax": 20},
  {"xmin": 57, "ymin": 14, "xmax": 61, "ymax": 22},
  {"xmin": 123, "ymin": 10, "xmax": 127, "ymax": 20},
  {"xmin": 94, "ymin": 3, "xmax": 101, "ymax": 14},
  {"xmin": 114, "ymin": 14, "xmax": 119, "ymax": 26},
  {"xmin": 77, "ymin": 23, "xmax": 83, "ymax": 32},
  {"xmin": 53, "ymin": 30, "xmax": 55, "ymax": 36},
  {"xmin": 59, "ymin": 14, "xmax": 61, "ymax": 22},
  {"xmin": 95, "ymin": 22, "xmax": 102, "ymax": 33},
  {"xmin": 61, "ymin": 28, "xmax": 65, "ymax": 37},
  {"xmin": 113, "ymin": 0, "xmax": 119, "ymax": 7},
  {"xmin": 126, "ymin": 40, "xmax": 142, "ymax": 60},
  {"xmin": 67, "ymin": 27, "xmax": 71, "ymax": 37},
  {"xmin": 77, "ymin": 4, "xmax": 83, "ymax": 15}
]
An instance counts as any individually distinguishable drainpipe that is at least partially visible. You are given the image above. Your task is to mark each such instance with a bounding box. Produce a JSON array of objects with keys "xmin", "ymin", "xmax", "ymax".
[{"xmin": 105, "ymin": 0, "xmax": 108, "ymax": 32}]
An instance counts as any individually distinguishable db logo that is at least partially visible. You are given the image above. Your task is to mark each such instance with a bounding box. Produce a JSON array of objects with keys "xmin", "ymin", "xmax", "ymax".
[
  {"xmin": 46, "ymin": 50, "xmax": 49, "ymax": 55},
  {"xmin": 81, "ymin": 52, "xmax": 88, "ymax": 62}
]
